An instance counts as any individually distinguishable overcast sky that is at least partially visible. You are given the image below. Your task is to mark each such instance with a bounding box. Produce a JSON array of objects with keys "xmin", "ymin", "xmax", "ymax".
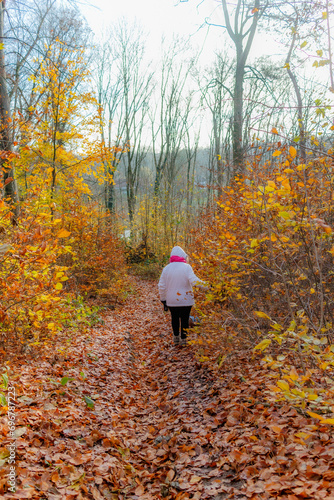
[
  {"xmin": 79, "ymin": 0, "xmax": 288, "ymax": 68},
  {"xmin": 80, "ymin": 0, "xmax": 211, "ymax": 39},
  {"xmin": 80, "ymin": 0, "xmax": 225, "ymax": 60}
]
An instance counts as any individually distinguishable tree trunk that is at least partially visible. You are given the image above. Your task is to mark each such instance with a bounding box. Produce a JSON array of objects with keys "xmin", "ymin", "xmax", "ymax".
[
  {"xmin": 106, "ymin": 172, "xmax": 115, "ymax": 213},
  {"xmin": 0, "ymin": 0, "xmax": 19, "ymax": 214},
  {"xmin": 221, "ymin": 0, "xmax": 260, "ymax": 176},
  {"xmin": 285, "ymin": 29, "xmax": 306, "ymax": 163},
  {"xmin": 233, "ymin": 48, "xmax": 245, "ymax": 174}
]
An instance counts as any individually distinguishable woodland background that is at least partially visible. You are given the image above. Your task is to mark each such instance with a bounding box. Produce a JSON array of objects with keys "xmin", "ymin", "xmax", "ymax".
[{"xmin": 1, "ymin": 0, "xmax": 334, "ymax": 426}]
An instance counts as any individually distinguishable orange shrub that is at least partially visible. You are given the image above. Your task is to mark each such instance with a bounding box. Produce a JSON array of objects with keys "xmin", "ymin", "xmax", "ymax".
[{"xmin": 191, "ymin": 154, "xmax": 334, "ymax": 410}]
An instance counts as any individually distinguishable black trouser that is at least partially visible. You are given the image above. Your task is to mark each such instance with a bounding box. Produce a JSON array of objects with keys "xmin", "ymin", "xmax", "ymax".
[{"xmin": 169, "ymin": 306, "xmax": 192, "ymax": 339}]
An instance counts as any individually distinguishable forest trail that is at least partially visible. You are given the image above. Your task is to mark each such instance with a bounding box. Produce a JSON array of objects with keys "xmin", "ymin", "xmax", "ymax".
[{"xmin": 1, "ymin": 278, "xmax": 334, "ymax": 499}]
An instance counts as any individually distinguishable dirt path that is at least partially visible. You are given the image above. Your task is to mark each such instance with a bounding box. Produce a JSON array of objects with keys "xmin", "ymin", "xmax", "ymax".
[
  {"xmin": 2, "ymin": 278, "xmax": 334, "ymax": 499},
  {"xmin": 104, "ymin": 279, "xmax": 236, "ymax": 499}
]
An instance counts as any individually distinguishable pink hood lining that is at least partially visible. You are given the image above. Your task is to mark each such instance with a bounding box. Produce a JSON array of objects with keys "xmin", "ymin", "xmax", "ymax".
[{"xmin": 170, "ymin": 255, "xmax": 187, "ymax": 263}]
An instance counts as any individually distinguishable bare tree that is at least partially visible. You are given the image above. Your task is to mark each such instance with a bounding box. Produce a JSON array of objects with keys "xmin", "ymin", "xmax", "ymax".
[
  {"xmin": 97, "ymin": 20, "xmax": 153, "ymax": 225},
  {"xmin": 94, "ymin": 34, "xmax": 123, "ymax": 212},
  {"xmin": 220, "ymin": 0, "xmax": 264, "ymax": 174},
  {"xmin": 265, "ymin": 0, "xmax": 326, "ymax": 162},
  {"xmin": 199, "ymin": 52, "xmax": 234, "ymax": 190},
  {"xmin": 151, "ymin": 36, "xmax": 196, "ymax": 196}
]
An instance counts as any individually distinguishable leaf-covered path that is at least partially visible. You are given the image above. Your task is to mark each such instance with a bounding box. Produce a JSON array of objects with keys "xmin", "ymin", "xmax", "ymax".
[{"xmin": 1, "ymin": 279, "xmax": 334, "ymax": 499}]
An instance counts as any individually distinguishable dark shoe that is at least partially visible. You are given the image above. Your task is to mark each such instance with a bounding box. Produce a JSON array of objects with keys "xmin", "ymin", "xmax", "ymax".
[
  {"xmin": 173, "ymin": 336, "xmax": 180, "ymax": 346},
  {"xmin": 180, "ymin": 337, "xmax": 187, "ymax": 346}
]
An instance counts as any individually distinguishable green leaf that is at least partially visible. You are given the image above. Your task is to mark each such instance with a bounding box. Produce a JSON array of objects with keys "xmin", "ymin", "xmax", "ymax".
[
  {"xmin": 60, "ymin": 376, "xmax": 74, "ymax": 386},
  {"xmin": 1, "ymin": 372, "xmax": 8, "ymax": 389},
  {"xmin": 0, "ymin": 393, "xmax": 7, "ymax": 406},
  {"xmin": 84, "ymin": 396, "xmax": 94, "ymax": 409}
]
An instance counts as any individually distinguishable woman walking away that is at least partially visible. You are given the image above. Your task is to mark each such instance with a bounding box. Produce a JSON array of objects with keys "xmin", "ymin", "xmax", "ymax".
[{"xmin": 158, "ymin": 245, "xmax": 206, "ymax": 346}]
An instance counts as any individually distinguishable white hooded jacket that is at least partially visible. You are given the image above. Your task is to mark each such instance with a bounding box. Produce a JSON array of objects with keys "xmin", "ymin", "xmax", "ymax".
[{"xmin": 158, "ymin": 246, "xmax": 204, "ymax": 307}]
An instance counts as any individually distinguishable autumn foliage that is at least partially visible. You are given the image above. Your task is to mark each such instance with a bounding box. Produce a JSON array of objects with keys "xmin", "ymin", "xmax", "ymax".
[
  {"xmin": 190, "ymin": 147, "xmax": 334, "ymax": 416},
  {"xmin": 0, "ymin": 41, "xmax": 128, "ymax": 355},
  {"xmin": 2, "ymin": 14, "xmax": 334, "ymax": 500}
]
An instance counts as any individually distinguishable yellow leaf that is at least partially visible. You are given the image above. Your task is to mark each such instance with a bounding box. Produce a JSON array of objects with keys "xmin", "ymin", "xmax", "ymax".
[
  {"xmin": 255, "ymin": 311, "xmax": 271, "ymax": 319},
  {"xmin": 265, "ymin": 185, "xmax": 275, "ymax": 193},
  {"xmin": 250, "ymin": 238, "xmax": 259, "ymax": 248},
  {"xmin": 310, "ymin": 288, "xmax": 315, "ymax": 294},
  {"xmin": 295, "ymin": 432, "xmax": 311, "ymax": 439},
  {"xmin": 271, "ymin": 234, "xmax": 277, "ymax": 242},
  {"xmin": 300, "ymin": 41, "xmax": 307, "ymax": 49},
  {"xmin": 322, "ymin": 12, "xmax": 327, "ymax": 19},
  {"xmin": 57, "ymin": 229, "xmax": 71, "ymax": 238},
  {"xmin": 273, "ymin": 150, "xmax": 282, "ymax": 157},
  {"xmin": 254, "ymin": 338, "xmax": 271, "ymax": 351},
  {"xmin": 307, "ymin": 393, "xmax": 319, "ymax": 401},
  {"xmin": 272, "ymin": 127, "xmax": 278, "ymax": 134},
  {"xmin": 55, "ymin": 283, "xmax": 63, "ymax": 290},
  {"xmin": 279, "ymin": 211, "xmax": 290, "ymax": 220},
  {"xmin": 47, "ymin": 323, "xmax": 55, "ymax": 330},
  {"xmin": 289, "ymin": 367, "xmax": 299, "ymax": 381},
  {"xmin": 289, "ymin": 146, "xmax": 297, "ymax": 158},
  {"xmin": 277, "ymin": 380, "xmax": 290, "ymax": 392},
  {"xmin": 283, "ymin": 63, "xmax": 290, "ymax": 70},
  {"xmin": 307, "ymin": 411, "xmax": 325, "ymax": 420},
  {"xmin": 322, "ymin": 418, "xmax": 334, "ymax": 424},
  {"xmin": 291, "ymin": 388, "xmax": 306, "ymax": 398}
]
